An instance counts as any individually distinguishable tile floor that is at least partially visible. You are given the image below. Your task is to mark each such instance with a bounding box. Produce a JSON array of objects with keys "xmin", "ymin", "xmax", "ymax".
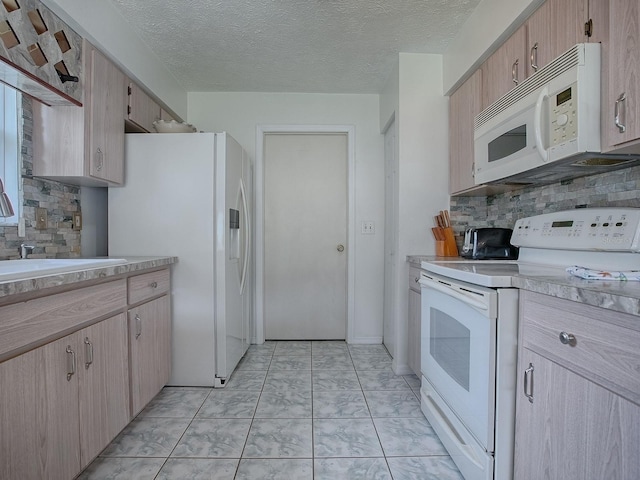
[{"xmin": 79, "ymin": 341, "xmax": 463, "ymax": 479}]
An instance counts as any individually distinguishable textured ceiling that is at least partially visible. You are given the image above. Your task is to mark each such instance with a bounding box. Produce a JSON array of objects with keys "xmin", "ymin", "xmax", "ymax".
[{"xmin": 108, "ymin": 0, "xmax": 481, "ymax": 94}]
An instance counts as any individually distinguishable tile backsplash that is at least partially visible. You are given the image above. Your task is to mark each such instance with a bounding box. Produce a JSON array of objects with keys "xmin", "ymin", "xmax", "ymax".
[
  {"xmin": 450, "ymin": 165, "xmax": 640, "ymax": 243},
  {"xmin": 0, "ymin": 96, "xmax": 81, "ymax": 260}
]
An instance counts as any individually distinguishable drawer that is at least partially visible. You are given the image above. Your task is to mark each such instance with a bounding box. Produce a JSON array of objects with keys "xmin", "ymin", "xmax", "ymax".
[
  {"xmin": 409, "ymin": 266, "xmax": 422, "ymax": 293},
  {"xmin": 128, "ymin": 269, "xmax": 170, "ymax": 305},
  {"xmin": 520, "ymin": 291, "xmax": 640, "ymax": 404},
  {"xmin": 0, "ymin": 279, "xmax": 127, "ymax": 362}
]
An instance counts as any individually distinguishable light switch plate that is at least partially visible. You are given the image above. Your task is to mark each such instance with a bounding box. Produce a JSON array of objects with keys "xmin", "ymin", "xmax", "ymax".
[
  {"xmin": 35, "ymin": 207, "xmax": 47, "ymax": 230},
  {"xmin": 361, "ymin": 221, "xmax": 375, "ymax": 234}
]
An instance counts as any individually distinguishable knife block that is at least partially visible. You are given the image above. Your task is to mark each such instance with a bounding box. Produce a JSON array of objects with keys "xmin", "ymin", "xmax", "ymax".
[{"xmin": 436, "ymin": 227, "xmax": 459, "ymax": 256}]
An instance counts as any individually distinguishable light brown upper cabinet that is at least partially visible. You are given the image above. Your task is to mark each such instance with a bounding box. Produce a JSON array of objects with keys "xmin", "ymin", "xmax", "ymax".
[
  {"xmin": 481, "ymin": 0, "xmax": 597, "ymax": 110},
  {"xmin": 603, "ymin": 0, "xmax": 640, "ymax": 152},
  {"xmin": 127, "ymin": 81, "xmax": 161, "ymax": 133},
  {"xmin": 450, "ymin": 69, "xmax": 483, "ymax": 194},
  {"xmin": 527, "ymin": 0, "xmax": 589, "ymax": 74},
  {"xmin": 33, "ymin": 39, "xmax": 126, "ymax": 186},
  {"xmin": 481, "ymin": 24, "xmax": 528, "ymax": 109}
]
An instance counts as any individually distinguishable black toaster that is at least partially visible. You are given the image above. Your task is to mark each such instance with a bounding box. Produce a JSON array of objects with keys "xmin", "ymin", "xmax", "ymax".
[{"xmin": 460, "ymin": 228, "xmax": 519, "ymax": 260}]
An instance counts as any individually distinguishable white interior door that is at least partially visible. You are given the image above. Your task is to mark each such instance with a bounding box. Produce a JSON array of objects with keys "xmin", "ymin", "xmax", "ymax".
[
  {"xmin": 264, "ymin": 133, "xmax": 347, "ymax": 339},
  {"xmin": 383, "ymin": 122, "xmax": 397, "ymax": 357}
]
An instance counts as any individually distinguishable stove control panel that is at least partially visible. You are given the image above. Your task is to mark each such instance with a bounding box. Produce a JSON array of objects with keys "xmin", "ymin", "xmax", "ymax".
[{"xmin": 511, "ymin": 208, "xmax": 640, "ymax": 251}]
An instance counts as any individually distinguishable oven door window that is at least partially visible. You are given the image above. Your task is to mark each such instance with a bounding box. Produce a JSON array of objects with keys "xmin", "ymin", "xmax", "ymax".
[{"xmin": 430, "ymin": 309, "xmax": 470, "ymax": 391}]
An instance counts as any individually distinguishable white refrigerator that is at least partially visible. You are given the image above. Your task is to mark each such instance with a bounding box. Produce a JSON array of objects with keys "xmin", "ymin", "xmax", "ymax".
[{"xmin": 108, "ymin": 132, "xmax": 252, "ymax": 387}]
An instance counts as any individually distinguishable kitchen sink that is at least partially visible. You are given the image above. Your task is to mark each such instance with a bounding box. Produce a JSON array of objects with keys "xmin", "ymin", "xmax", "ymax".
[{"xmin": 0, "ymin": 258, "xmax": 127, "ymax": 282}]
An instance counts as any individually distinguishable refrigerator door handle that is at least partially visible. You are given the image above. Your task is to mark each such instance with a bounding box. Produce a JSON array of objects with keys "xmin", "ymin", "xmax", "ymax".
[{"xmin": 239, "ymin": 178, "xmax": 250, "ymax": 295}]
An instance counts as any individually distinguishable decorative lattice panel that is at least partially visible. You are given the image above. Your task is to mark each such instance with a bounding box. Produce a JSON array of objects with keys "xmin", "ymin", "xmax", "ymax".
[{"xmin": 0, "ymin": 0, "xmax": 82, "ymax": 105}]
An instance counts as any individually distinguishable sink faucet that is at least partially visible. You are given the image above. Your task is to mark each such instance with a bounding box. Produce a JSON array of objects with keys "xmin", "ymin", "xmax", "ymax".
[{"xmin": 19, "ymin": 243, "xmax": 35, "ymax": 259}]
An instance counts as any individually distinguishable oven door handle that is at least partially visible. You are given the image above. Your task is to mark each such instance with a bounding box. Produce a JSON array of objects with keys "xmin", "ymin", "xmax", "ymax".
[
  {"xmin": 423, "ymin": 390, "xmax": 484, "ymax": 469},
  {"xmin": 419, "ymin": 277, "xmax": 489, "ymax": 312}
]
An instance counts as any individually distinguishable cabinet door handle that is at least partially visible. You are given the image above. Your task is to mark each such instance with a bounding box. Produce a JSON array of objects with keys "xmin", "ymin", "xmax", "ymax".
[
  {"xmin": 150, "ymin": 281, "xmax": 158, "ymax": 289},
  {"xmin": 523, "ymin": 363, "xmax": 534, "ymax": 403},
  {"xmin": 512, "ymin": 59, "xmax": 519, "ymax": 85},
  {"xmin": 615, "ymin": 92, "xmax": 627, "ymax": 133},
  {"xmin": 135, "ymin": 314, "xmax": 142, "ymax": 339},
  {"xmin": 95, "ymin": 148, "xmax": 104, "ymax": 171},
  {"xmin": 530, "ymin": 43, "xmax": 538, "ymax": 72},
  {"xmin": 66, "ymin": 345, "xmax": 76, "ymax": 381},
  {"xmin": 84, "ymin": 337, "xmax": 94, "ymax": 369}
]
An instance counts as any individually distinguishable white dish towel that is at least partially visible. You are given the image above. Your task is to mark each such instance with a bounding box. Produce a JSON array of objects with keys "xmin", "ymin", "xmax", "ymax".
[{"xmin": 566, "ymin": 265, "xmax": 640, "ymax": 281}]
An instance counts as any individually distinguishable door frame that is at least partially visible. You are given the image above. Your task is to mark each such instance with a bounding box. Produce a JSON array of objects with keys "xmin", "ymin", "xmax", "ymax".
[
  {"xmin": 382, "ymin": 117, "xmax": 398, "ymax": 357},
  {"xmin": 254, "ymin": 124, "xmax": 356, "ymax": 344}
]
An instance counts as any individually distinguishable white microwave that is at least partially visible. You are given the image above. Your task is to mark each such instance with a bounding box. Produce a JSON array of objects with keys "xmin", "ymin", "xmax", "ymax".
[{"xmin": 474, "ymin": 43, "xmax": 640, "ymax": 185}]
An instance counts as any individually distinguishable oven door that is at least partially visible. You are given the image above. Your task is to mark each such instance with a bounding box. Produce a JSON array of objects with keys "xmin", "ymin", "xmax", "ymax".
[{"xmin": 419, "ymin": 272, "xmax": 497, "ymax": 451}]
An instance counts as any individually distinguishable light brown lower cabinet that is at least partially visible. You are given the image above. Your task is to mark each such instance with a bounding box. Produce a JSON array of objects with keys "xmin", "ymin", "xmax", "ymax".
[
  {"xmin": 514, "ymin": 291, "xmax": 640, "ymax": 480},
  {"xmin": 515, "ymin": 348, "xmax": 640, "ymax": 479},
  {"xmin": 0, "ymin": 313, "xmax": 130, "ymax": 480},
  {"xmin": 129, "ymin": 295, "xmax": 171, "ymax": 416},
  {"xmin": 78, "ymin": 314, "xmax": 130, "ymax": 468}
]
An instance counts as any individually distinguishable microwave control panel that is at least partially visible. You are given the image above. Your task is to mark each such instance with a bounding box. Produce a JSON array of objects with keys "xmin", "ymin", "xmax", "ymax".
[
  {"xmin": 511, "ymin": 208, "xmax": 640, "ymax": 252},
  {"xmin": 549, "ymin": 82, "xmax": 578, "ymax": 148}
]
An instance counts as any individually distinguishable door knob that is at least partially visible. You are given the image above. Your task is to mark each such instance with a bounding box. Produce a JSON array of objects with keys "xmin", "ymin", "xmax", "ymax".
[{"xmin": 337, "ymin": 244, "xmax": 345, "ymax": 252}]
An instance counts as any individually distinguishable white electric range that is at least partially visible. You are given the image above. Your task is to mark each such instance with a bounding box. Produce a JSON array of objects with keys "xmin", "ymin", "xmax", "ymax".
[{"xmin": 418, "ymin": 208, "xmax": 640, "ymax": 480}]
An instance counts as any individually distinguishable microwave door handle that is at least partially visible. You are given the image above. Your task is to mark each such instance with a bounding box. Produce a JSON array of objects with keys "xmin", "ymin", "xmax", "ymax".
[
  {"xmin": 419, "ymin": 277, "xmax": 489, "ymax": 312},
  {"xmin": 534, "ymin": 86, "xmax": 549, "ymax": 162}
]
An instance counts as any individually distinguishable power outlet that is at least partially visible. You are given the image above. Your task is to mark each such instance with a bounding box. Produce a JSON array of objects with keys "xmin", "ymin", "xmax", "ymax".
[
  {"xmin": 361, "ymin": 221, "xmax": 375, "ymax": 234},
  {"xmin": 35, "ymin": 207, "xmax": 48, "ymax": 230}
]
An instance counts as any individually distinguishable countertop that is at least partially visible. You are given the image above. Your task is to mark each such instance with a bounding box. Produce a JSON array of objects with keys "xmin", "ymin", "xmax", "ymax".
[
  {"xmin": 0, "ymin": 256, "xmax": 177, "ymax": 298},
  {"xmin": 407, "ymin": 255, "xmax": 640, "ymax": 317}
]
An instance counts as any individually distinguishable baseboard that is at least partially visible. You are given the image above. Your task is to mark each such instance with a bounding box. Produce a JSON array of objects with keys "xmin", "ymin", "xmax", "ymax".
[
  {"xmin": 348, "ymin": 336, "xmax": 383, "ymax": 344},
  {"xmin": 392, "ymin": 359, "xmax": 414, "ymax": 376}
]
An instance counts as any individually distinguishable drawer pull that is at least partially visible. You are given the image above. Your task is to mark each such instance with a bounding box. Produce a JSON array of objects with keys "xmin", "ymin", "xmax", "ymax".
[
  {"xmin": 66, "ymin": 345, "xmax": 76, "ymax": 381},
  {"xmin": 150, "ymin": 281, "xmax": 158, "ymax": 289},
  {"xmin": 559, "ymin": 331, "xmax": 577, "ymax": 346},
  {"xmin": 524, "ymin": 363, "xmax": 534, "ymax": 403},
  {"xmin": 414, "ymin": 277, "xmax": 419, "ymax": 283}
]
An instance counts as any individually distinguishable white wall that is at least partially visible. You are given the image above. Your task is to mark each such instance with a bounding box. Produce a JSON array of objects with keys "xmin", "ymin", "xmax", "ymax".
[
  {"xmin": 188, "ymin": 93, "xmax": 385, "ymax": 342},
  {"xmin": 80, "ymin": 187, "xmax": 108, "ymax": 257},
  {"xmin": 443, "ymin": 0, "xmax": 545, "ymax": 93},
  {"xmin": 380, "ymin": 61, "xmax": 399, "ymax": 133},
  {"xmin": 379, "ymin": 53, "xmax": 450, "ymax": 373},
  {"xmin": 41, "ymin": 0, "xmax": 187, "ymax": 119},
  {"xmin": 397, "ymin": 54, "xmax": 449, "ymax": 260}
]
